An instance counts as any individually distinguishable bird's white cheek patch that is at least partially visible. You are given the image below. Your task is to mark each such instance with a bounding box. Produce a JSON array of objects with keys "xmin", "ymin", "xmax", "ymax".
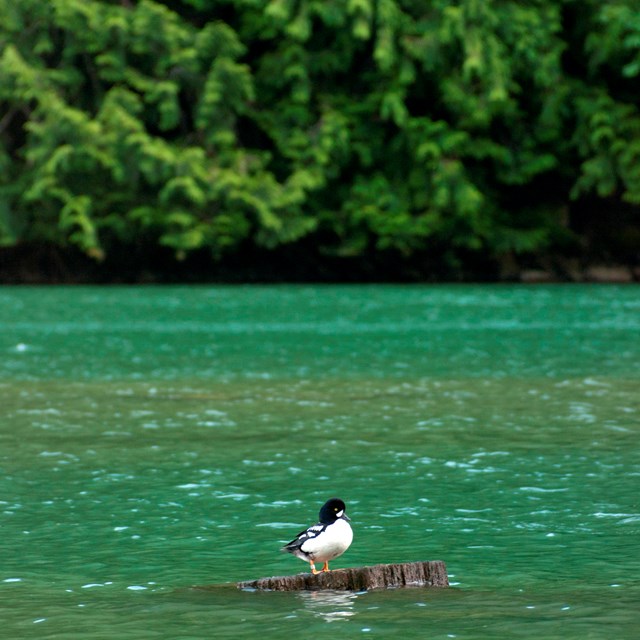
[{"xmin": 336, "ymin": 510, "xmax": 344, "ymax": 517}]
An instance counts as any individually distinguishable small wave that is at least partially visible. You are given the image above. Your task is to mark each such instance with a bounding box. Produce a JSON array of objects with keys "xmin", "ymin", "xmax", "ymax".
[{"xmin": 519, "ymin": 486, "xmax": 569, "ymax": 493}]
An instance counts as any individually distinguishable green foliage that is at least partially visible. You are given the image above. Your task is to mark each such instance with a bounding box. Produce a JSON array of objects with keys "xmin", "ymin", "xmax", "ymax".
[
  {"xmin": 576, "ymin": 2, "xmax": 640, "ymax": 204},
  {"xmin": 0, "ymin": 0, "xmax": 638, "ymax": 270},
  {"xmin": 586, "ymin": 1, "xmax": 640, "ymax": 80},
  {"xmin": 573, "ymin": 92, "xmax": 640, "ymax": 204}
]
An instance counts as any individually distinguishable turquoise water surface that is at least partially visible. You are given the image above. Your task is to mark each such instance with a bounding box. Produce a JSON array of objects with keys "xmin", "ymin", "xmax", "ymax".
[{"xmin": 1, "ymin": 285, "xmax": 639, "ymax": 638}]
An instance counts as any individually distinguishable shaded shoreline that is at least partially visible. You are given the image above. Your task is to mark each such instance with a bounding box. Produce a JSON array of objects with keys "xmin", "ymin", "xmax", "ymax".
[{"xmin": 1, "ymin": 242, "xmax": 638, "ymax": 284}]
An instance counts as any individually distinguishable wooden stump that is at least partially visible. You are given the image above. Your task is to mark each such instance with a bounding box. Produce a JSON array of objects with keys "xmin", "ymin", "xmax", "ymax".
[{"xmin": 237, "ymin": 561, "xmax": 448, "ymax": 592}]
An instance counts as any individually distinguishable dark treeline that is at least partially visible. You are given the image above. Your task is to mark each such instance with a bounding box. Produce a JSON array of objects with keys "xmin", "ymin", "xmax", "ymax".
[{"xmin": 0, "ymin": 0, "xmax": 639, "ymax": 282}]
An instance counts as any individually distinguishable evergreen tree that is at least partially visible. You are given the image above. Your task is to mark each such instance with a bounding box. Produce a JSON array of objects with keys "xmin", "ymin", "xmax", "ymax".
[{"xmin": 0, "ymin": 0, "xmax": 638, "ymax": 275}]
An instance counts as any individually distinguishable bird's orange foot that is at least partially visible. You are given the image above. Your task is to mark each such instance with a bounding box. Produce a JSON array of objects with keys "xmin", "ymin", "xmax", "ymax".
[
  {"xmin": 310, "ymin": 563, "xmax": 320, "ymax": 575},
  {"xmin": 322, "ymin": 562, "xmax": 330, "ymax": 572}
]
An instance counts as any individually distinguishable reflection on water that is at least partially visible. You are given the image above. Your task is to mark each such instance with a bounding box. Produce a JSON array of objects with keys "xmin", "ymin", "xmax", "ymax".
[{"xmin": 297, "ymin": 589, "xmax": 361, "ymax": 623}]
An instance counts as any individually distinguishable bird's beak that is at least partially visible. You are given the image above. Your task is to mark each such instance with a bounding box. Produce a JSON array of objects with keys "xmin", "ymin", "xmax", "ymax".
[{"xmin": 343, "ymin": 513, "xmax": 351, "ymax": 521}]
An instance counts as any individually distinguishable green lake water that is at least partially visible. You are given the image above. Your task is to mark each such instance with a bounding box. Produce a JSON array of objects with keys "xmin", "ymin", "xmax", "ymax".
[{"xmin": 1, "ymin": 284, "xmax": 639, "ymax": 638}]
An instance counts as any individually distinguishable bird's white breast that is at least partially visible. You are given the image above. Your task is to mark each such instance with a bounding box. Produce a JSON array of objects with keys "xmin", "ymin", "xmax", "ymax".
[{"xmin": 300, "ymin": 518, "xmax": 353, "ymax": 562}]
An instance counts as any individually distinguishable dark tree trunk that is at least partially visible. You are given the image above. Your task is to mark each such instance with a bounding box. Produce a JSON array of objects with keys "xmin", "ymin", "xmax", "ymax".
[{"xmin": 235, "ymin": 561, "xmax": 449, "ymax": 591}]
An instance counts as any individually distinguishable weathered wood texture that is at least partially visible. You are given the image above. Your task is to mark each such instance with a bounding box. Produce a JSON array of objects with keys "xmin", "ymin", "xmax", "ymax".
[{"xmin": 237, "ymin": 561, "xmax": 448, "ymax": 592}]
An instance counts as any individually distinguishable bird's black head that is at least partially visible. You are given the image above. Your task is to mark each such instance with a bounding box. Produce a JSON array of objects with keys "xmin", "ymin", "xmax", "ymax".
[{"xmin": 319, "ymin": 498, "xmax": 350, "ymax": 524}]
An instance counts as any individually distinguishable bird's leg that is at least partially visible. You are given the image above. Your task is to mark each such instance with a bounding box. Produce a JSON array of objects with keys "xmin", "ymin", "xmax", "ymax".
[
  {"xmin": 310, "ymin": 562, "xmax": 320, "ymax": 575},
  {"xmin": 322, "ymin": 561, "xmax": 330, "ymax": 572}
]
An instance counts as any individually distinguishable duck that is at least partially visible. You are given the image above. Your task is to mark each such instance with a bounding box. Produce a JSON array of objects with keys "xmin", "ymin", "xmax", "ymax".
[{"xmin": 281, "ymin": 497, "xmax": 353, "ymax": 574}]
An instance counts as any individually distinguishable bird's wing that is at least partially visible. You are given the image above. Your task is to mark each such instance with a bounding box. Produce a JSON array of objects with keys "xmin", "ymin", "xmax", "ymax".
[{"xmin": 282, "ymin": 523, "xmax": 327, "ymax": 551}]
